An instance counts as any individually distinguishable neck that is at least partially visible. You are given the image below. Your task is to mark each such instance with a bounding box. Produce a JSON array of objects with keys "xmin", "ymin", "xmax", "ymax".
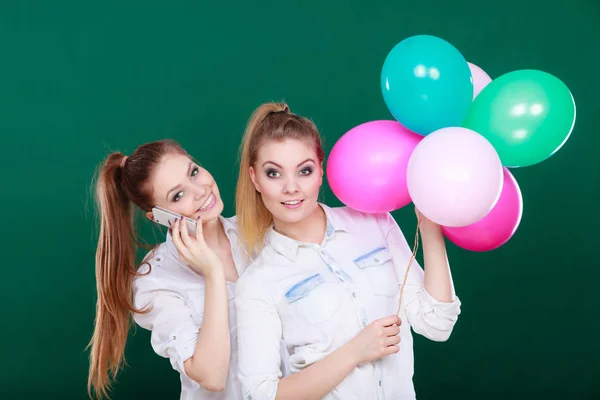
[
  {"xmin": 274, "ymin": 204, "xmax": 327, "ymax": 244},
  {"xmin": 202, "ymin": 216, "xmax": 227, "ymax": 250}
]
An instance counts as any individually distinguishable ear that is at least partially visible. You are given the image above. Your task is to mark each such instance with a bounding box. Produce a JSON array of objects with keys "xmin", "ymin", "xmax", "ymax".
[
  {"xmin": 249, "ymin": 166, "xmax": 261, "ymax": 193},
  {"xmin": 319, "ymin": 161, "xmax": 324, "ymax": 184},
  {"xmin": 145, "ymin": 211, "xmax": 154, "ymax": 221}
]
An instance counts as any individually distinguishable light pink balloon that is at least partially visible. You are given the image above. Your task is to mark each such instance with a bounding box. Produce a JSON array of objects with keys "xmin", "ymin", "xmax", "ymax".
[
  {"xmin": 327, "ymin": 120, "xmax": 422, "ymax": 213},
  {"xmin": 406, "ymin": 127, "xmax": 503, "ymax": 227},
  {"xmin": 442, "ymin": 168, "xmax": 523, "ymax": 251},
  {"xmin": 468, "ymin": 62, "xmax": 492, "ymax": 100}
]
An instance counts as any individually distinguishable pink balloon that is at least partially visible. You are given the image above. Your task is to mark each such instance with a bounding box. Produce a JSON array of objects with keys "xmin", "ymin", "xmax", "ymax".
[
  {"xmin": 327, "ymin": 120, "xmax": 422, "ymax": 213},
  {"xmin": 406, "ymin": 127, "xmax": 503, "ymax": 227},
  {"xmin": 468, "ymin": 62, "xmax": 492, "ymax": 100},
  {"xmin": 442, "ymin": 168, "xmax": 523, "ymax": 252}
]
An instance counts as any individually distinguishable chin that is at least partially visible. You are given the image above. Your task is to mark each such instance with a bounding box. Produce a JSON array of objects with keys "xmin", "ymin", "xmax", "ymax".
[{"xmin": 274, "ymin": 213, "xmax": 307, "ymax": 225}]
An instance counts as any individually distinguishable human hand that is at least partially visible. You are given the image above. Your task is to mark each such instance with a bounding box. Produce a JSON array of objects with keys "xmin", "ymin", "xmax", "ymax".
[
  {"xmin": 346, "ymin": 315, "xmax": 402, "ymax": 365},
  {"xmin": 170, "ymin": 216, "xmax": 224, "ymax": 278}
]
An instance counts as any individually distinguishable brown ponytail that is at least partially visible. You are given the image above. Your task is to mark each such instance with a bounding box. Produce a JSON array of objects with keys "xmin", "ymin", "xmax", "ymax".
[
  {"xmin": 236, "ymin": 102, "xmax": 324, "ymax": 256},
  {"xmin": 88, "ymin": 140, "xmax": 187, "ymax": 399}
]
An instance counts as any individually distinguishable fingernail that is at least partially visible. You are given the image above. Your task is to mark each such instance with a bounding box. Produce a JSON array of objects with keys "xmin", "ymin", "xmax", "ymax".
[
  {"xmin": 197, "ymin": 216, "xmax": 201, "ymax": 220},
  {"xmin": 168, "ymin": 220, "xmax": 171, "ymax": 226}
]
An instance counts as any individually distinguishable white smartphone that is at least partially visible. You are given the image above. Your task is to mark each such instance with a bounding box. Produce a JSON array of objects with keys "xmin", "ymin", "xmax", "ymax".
[{"xmin": 152, "ymin": 206, "xmax": 197, "ymax": 236}]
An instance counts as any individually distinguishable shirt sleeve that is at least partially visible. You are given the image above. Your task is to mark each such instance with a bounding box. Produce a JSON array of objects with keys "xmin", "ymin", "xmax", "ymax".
[
  {"xmin": 235, "ymin": 273, "xmax": 283, "ymax": 400},
  {"xmin": 376, "ymin": 212, "xmax": 462, "ymax": 342},
  {"xmin": 133, "ymin": 273, "xmax": 200, "ymax": 377}
]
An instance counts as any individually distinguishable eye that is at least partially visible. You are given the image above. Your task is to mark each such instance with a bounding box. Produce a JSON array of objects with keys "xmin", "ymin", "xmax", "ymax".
[
  {"xmin": 266, "ymin": 168, "xmax": 280, "ymax": 178},
  {"xmin": 191, "ymin": 166, "xmax": 199, "ymax": 178},
  {"xmin": 173, "ymin": 191, "xmax": 183, "ymax": 202},
  {"xmin": 299, "ymin": 167, "xmax": 313, "ymax": 176}
]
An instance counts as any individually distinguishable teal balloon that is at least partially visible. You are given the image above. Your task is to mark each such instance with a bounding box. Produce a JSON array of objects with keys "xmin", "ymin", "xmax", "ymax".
[
  {"xmin": 463, "ymin": 69, "xmax": 576, "ymax": 167},
  {"xmin": 381, "ymin": 35, "xmax": 473, "ymax": 135}
]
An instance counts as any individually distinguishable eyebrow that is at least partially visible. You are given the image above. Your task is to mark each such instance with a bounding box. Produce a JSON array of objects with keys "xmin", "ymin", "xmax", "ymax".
[
  {"xmin": 166, "ymin": 162, "xmax": 194, "ymax": 200},
  {"xmin": 262, "ymin": 158, "xmax": 315, "ymax": 169}
]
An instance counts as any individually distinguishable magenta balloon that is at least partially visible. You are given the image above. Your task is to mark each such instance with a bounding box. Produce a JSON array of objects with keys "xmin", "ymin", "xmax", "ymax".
[
  {"xmin": 406, "ymin": 127, "xmax": 504, "ymax": 227},
  {"xmin": 442, "ymin": 168, "xmax": 523, "ymax": 251},
  {"xmin": 327, "ymin": 120, "xmax": 422, "ymax": 213}
]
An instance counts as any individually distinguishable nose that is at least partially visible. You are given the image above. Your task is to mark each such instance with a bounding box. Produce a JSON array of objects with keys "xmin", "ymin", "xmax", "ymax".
[
  {"xmin": 282, "ymin": 175, "xmax": 299, "ymax": 194},
  {"xmin": 192, "ymin": 185, "xmax": 209, "ymax": 200}
]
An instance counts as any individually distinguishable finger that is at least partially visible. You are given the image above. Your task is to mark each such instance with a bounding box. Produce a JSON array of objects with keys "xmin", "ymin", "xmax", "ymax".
[
  {"xmin": 378, "ymin": 315, "xmax": 402, "ymax": 327},
  {"xmin": 171, "ymin": 219, "xmax": 193, "ymax": 261},
  {"xmin": 180, "ymin": 216, "xmax": 195, "ymax": 248},
  {"xmin": 171, "ymin": 217, "xmax": 181, "ymax": 242},
  {"xmin": 383, "ymin": 324, "xmax": 401, "ymax": 337},
  {"xmin": 194, "ymin": 215, "xmax": 205, "ymax": 242},
  {"xmin": 384, "ymin": 335, "xmax": 401, "ymax": 347},
  {"xmin": 384, "ymin": 345, "xmax": 400, "ymax": 356}
]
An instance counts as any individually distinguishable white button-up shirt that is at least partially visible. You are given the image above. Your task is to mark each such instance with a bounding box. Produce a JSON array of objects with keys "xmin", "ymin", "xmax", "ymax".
[
  {"xmin": 133, "ymin": 216, "xmax": 289, "ymax": 400},
  {"xmin": 235, "ymin": 205, "xmax": 461, "ymax": 400}
]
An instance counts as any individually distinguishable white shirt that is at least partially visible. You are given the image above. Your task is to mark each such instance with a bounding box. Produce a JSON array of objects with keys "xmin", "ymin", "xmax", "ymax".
[
  {"xmin": 133, "ymin": 216, "xmax": 289, "ymax": 400},
  {"xmin": 235, "ymin": 205, "xmax": 462, "ymax": 400}
]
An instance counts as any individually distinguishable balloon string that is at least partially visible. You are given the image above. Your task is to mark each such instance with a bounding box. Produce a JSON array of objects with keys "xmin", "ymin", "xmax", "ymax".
[{"xmin": 397, "ymin": 218, "xmax": 421, "ymax": 316}]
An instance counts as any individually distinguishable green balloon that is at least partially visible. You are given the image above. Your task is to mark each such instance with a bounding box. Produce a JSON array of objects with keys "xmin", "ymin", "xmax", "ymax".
[{"xmin": 463, "ymin": 69, "xmax": 576, "ymax": 167}]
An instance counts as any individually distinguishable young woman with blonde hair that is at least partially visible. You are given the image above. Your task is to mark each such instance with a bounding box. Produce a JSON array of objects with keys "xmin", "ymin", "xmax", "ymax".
[{"xmin": 235, "ymin": 103, "xmax": 462, "ymax": 400}]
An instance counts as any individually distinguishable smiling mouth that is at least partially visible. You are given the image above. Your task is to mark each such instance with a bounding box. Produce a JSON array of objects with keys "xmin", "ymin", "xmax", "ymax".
[
  {"xmin": 197, "ymin": 193, "xmax": 216, "ymax": 212},
  {"xmin": 281, "ymin": 199, "xmax": 304, "ymax": 209}
]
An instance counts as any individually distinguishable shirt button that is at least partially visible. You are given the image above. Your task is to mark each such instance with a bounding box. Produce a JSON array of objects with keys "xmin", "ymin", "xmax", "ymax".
[
  {"xmin": 379, "ymin": 380, "xmax": 382, "ymax": 387},
  {"xmin": 352, "ymin": 292, "xmax": 356, "ymax": 298},
  {"xmin": 171, "ymin": 335, "xmax": 176, "ymax": 340},
  {"xmin": 156, "ymin": 257, "xmax": 161, "ymax": 262},
  {"xmin": 373, "ymin": 258, "xmax": 379, "ymax": 263}
]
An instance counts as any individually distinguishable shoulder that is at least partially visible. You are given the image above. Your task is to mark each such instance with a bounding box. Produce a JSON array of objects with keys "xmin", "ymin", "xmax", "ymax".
[
  {"xmin": 133, "ymin": 242, "xmax": 187, "ymax": 293},
  {"xmin": 322, "ymin": 203, "xmax": 389, "ymax": 231},
  {"xmin": 237, "ymin": 250, "xmax": 268, "ymax": 285},
  {"xmin": 222, "ymin": 215, "xmax": 238, "ymax": 230},
  {"xmin": 235, "ymin": 247, "xmax": 285, "ymax": 290}
]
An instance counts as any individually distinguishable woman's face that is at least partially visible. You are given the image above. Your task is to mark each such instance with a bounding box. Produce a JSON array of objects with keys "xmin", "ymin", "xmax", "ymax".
[
  {"xmin": 250, "ymin": 138, "xmax": 323, "ymax": 227},
  {"xmin": 148, "ymin": 153, "xmax": 223, "ymax": 223}
]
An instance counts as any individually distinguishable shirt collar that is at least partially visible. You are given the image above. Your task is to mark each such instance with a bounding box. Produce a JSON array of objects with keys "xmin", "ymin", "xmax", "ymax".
[
  {"xmin": 165, "ymin": 215, "xmax": 237, "ymax": 259},
  {"xmin": 266, "ymin": 203, "xmax": 347, "ymax": 262}
]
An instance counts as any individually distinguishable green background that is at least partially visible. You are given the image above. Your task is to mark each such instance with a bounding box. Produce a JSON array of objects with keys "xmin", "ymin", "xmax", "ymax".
[{"xmin": 1, "ymin": 1, "xmax": 597, "ymax": 399}]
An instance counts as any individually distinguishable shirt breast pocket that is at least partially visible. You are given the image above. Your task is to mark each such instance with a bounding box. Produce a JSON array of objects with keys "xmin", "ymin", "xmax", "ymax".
[
  {"xmin": 285, "ymin": 273, "xmax": 341, "ymax": 325},
  {"xmin": 354, "ymin": 247, "xmax": 399, "ymax": 297}
]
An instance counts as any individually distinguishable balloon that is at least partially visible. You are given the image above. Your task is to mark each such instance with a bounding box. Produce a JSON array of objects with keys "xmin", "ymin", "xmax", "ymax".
[
  {"xmin": 327, "ymin": 120, "xmax": 422, "ymax": 213},
  {"xmin": 442, "ymin": 168, "xmax": 523, "ymax": 251},
  {"xmin": 406, "ymin": 127, "xmax": 503, "ymax": 227},
  {"xmin": 467, "ymin": 62, "xmax": 492, "ymax": 100},
  {"xmin": 381, "ymin": 35, "xmax": 473, "ymax": 136},
  {"xmin": 463, "ymin": 69, "xmax": 576, "ymax": 167}
]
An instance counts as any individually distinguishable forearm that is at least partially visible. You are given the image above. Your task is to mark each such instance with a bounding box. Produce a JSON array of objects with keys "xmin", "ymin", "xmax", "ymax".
[
  {"xmin": 185, "ymin": 269, "xmax": 230, "ymax": 390},
  {"xmin": 276, "ymin": 344, "xmax": 358, "ymax": 400},
  {"xmin": 421, "ymin": 228, "xmax": 455, "ymax": 303}
]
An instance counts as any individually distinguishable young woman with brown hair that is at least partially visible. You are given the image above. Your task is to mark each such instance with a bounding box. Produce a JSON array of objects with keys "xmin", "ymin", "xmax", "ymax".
[{"xmin": 88, "ymin": 139, "xmax": 286, "ymax": 399}]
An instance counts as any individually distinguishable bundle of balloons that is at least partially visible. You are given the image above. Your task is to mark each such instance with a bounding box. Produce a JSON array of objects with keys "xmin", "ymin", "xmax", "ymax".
[{"xmin": 327, "ymin": 35, "xmax": 576, "ymax": 252}]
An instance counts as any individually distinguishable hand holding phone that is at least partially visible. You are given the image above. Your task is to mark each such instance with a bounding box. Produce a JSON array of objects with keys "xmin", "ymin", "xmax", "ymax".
[
  {"xmin": 152, "ymin": 206, "xmax": 223, "ymax": 277},
  {"xmin": 152, "ymin": 206, "xmax": 197, "ymax": 236}
]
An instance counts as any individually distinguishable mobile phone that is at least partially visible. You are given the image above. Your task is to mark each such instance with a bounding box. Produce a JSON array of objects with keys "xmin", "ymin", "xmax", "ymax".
[{"xmin": 152, "ymin": 206, "xmax": 197, "ymax": 236}]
